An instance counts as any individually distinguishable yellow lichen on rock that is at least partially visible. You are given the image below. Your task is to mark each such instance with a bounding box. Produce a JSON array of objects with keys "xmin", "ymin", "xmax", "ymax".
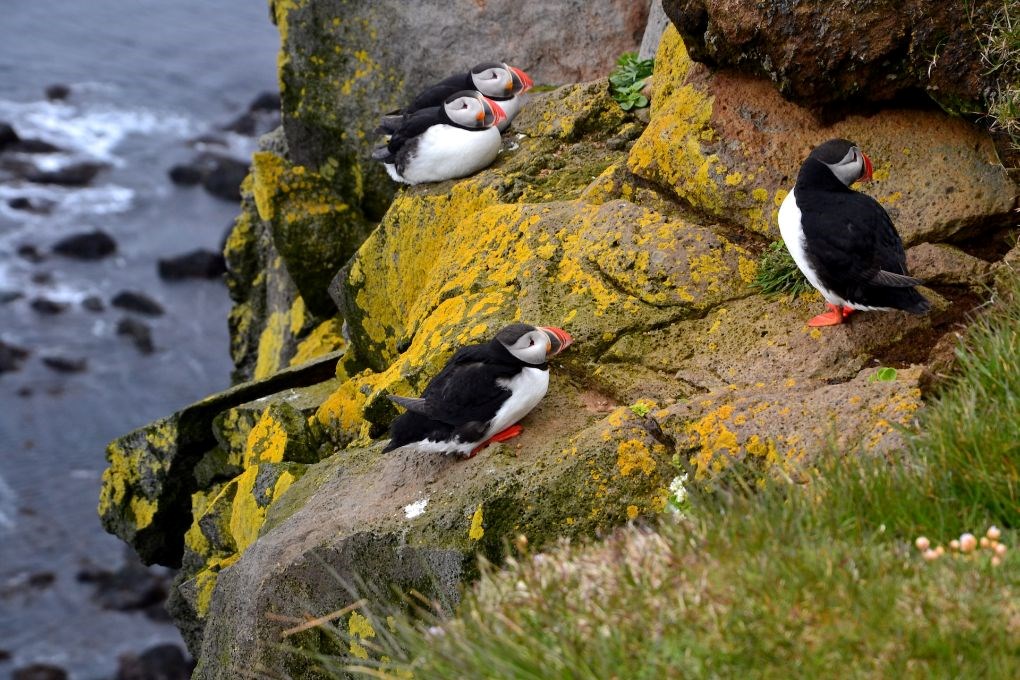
[
  {"xmin": 469, "ymin": 505, "xmax": 485, "ymax": 540},
  {"xmin": 244, "ymin": 410, "xmax": 288, "ymax": 466},
  {"xmin": 289, "ymin": 318, "xmax": 346, "ymax": 367}
]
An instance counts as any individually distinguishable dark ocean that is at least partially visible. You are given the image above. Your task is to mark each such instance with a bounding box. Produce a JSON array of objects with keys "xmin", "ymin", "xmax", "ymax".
[{"xmin": 0, "ymin": 1, "xmax": 279, "ymax": 676}]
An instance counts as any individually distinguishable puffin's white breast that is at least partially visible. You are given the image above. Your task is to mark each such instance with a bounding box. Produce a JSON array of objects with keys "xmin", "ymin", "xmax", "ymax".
[
  {"xmin": 486, "ymin": 367, "xmax": 549, "ymax": 439},
  {"xmin": 400, "ymin": 124, "xmax": 501, "ymax": 185}
]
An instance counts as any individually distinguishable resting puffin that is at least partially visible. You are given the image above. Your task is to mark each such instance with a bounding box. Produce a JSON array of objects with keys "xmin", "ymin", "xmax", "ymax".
[
  {"xmin": 778, "ymin": 138, "xmax": 930, "ymax": 327},
  {"xmin": 384, "ymin": 323, "xmax": 574, "ymax": 457},
  {"xmin": 371, "ymin": 90, "xmax": 506, "ymax": 185},
  {"xmin": 378, "ymin": 62, "xmax": 533, "ymax": 133}
]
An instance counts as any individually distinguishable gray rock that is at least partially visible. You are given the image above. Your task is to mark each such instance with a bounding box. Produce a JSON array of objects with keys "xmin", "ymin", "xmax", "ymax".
[
  {"xmin": 52, "ymin": 230, "xmax": 117, "ymax": 260},
  {"xmin": 639, "ymin": 0, "xmax": 670, "ymax": 60},
  {"xmin": 111, "ymin": 291, "xmax": 165, "ymax": 317}
]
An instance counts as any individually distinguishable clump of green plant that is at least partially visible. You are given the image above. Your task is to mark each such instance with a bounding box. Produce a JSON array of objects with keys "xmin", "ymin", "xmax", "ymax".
[
  {"xmin": 981, "ymin": 0, "xmax": 1020, "ymax": 148},
  {"xmin": 751, "ymin": 241, "xmax": 812, "ymax": 297},
  {"xmin": 609, "ymin": 52, "xmax": 654, "ymax": 110}
]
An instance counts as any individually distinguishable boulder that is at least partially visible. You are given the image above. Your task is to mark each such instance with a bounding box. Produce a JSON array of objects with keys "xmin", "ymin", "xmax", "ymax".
[
  {"xmin": 41, "ymin": 355, "xmax": 87, "ymax": 373},
  {"xmin": 906, "ymin": 242, "xmax": 993, "ymax": 287},
  {"xmin": 627, "ymin": 26, "xmax": 1017, "ymax": 245},
  {"xmin": 0, "ymin": 121, "xmax": 18, "ymax": 149},
  {"xmin": 662, "ymin": 0, "xmax": 999, "ymax": 113},
  {"xmin": 11, "ymin": 664, "xmax": 67, "ymax": 680},
  {"xmin": 168, "ymin": 164, "xmax": 204, "ymax": 186},
  {"xmin": 116, "ymin": 645, "xmax": 194, "ymax": 680},
  {"xmin": 44, "ymin": 83, "xmax": 70, "ymax": 101},
  {"xmin": 8, "ymin": 196, "xmax": 55, "ymax": 214},
  {"xmin": 16, "ymin": 244, "xmax": 46, "ymax": 263},
  {"xmin": 200, "ymin": 156, "xmax": 249, "ymax": 202},
  {"xmin": 117, "ymin": 316, "xmax": 156, "ymax": 354},
  {"xmin": 112, "ymin": 291, "xmax": 165, "ymax": 317},
  {"xmin": 82, "ymin": 295, "xmax": 105, "ymax": 312},
  {"xmin": 52, "ymin": 230, "xmax": 117, "ymax": 260},
  {"xmin": 25, "ymin": 160, "xmax": 106, "ymax": 186},
  {"xmin": 29, "ymin": 297, "xmax": 68, "ymax": 315},
  {"xmin": 0, "ymin": 340, "xmax": 30, "ymax": 373},
  {"xmin": 158, "ymin": 250, "xmax": 226, "ymax": 281}
]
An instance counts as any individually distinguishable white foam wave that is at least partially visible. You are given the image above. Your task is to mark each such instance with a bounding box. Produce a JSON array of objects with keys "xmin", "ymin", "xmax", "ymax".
[
  {"xmin": 0, "ymin": 473, "xmax": 17, "ymax": 531},
  {"xmin": 0, "ymin": 98, "xmax": 195, "ymax": 162},
  {"xmin": 0, "ymin": 183, "xmax": 134, "ymax": 219}
]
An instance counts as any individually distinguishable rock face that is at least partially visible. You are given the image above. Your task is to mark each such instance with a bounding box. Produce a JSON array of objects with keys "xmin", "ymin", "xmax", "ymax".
[
  {"xmin": 98, "ymin": 3, "xmax": 1018, "ymax": 677},
  {"xmin": 663, "ymin": 0, "xmax": 1000, "ymax": 113}
]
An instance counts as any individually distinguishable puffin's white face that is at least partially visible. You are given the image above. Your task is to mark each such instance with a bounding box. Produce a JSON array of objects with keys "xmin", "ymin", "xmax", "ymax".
[
  {"xmin": 444, "ymin": 93, "xmax": 490, "ymax": 128},
  {"xmin": 471, "ymin": 64, "xmax": 515, "ymax": 98},
  {"xmin": 501, "ymin": 329, "xmax": 551, "ymax": 365},
  {"xmin": 823, "ymin": 144, "xmax": 873, "ymax": 186}
]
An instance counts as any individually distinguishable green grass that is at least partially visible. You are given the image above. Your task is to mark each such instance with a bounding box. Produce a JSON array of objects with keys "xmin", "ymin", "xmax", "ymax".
[
  {"xmin": 314, "ymin": 271, "xmax": 1020, "ymax": 679},
  {"xmin": 981, "ymin": 0, "xmax": 1020, "ymax": 148},
  {"xmin": 751, "ymin": 241, "xmax": 812, "ymax": 297}
]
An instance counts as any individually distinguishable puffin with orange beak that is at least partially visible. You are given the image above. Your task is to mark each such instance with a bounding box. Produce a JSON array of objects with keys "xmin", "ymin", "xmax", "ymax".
[
  {"xmin": 778, "ymin": 138, "xmax": 930, "ymax": 327},
  {"xmin": 371, "ymin": 90, "xmax": 506, "ymax": 185},
  {"xmin": 378, "ymin": 62, "xmax": 533, "ymax": 133},
  {"xmin": 384, "ymin": 323, "xmax": 573, "ymax": 458}
]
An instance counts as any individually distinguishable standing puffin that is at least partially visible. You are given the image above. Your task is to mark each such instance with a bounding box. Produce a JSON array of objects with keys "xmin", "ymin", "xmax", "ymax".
[
  {"xmin": 384, "ymin": 323, "xmax": 574, "ymax": 457},
  {"xmin": 378, "ymin": 62, "xmax": 533, "ymax": 133},
  {"xmin": 778, "ymin": 138, "xmax": 930, "ymax": 327},
  {"xmin": 372, "ymin": 90, "xmax": 506, "ymax": 185}
]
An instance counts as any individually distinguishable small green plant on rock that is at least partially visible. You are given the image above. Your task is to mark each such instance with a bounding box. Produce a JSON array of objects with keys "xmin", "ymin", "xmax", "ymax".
[
  {"xmin": 752, "ymin": 241, "xmax": 812, "ymax": 297},
  {"xmin": 609, "ymin": 52, "xmax": 654, "ymax": 110},
  {"xmin": 981, "ymin": 0, "xmax": 1020, "ymax": 149}
]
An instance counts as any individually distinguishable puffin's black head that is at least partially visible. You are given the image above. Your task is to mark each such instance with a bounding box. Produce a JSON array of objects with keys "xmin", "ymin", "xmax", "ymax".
[
  {"xmin": 442, "ymin": 90, "xmax": 507, "ymax": 129},
  {"xmin": 807, "ymin": 138, "xmax": 874, "ymax": 186},
  {"xmin": 469, "ymin": 62, "xmax": 533, "ymax": 99},
  {"xmin": 494, "ymin": 323, "xmax": 573, "ymax": 365}
]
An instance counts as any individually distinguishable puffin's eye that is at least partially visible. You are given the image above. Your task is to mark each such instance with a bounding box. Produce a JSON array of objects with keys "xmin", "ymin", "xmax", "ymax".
[{"xmin": 528, "ymin": 338, "xmax": 535, "ymax": 347}]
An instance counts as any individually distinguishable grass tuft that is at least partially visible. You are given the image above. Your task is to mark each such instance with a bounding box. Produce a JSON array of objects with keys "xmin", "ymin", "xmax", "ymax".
[
  {"xmin": 751, "ymin": 241, "xmax": 812, "ymax": 297},
  {"xmin": 981, "ymin": 0, "xmax": 1020, "ymax": 149}
]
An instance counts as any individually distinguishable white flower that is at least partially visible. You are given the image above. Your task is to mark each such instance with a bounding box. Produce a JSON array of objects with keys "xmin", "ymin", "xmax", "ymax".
[{"xmin": 668, "ymin": 473, "xmax": 689, "ymax": 503}]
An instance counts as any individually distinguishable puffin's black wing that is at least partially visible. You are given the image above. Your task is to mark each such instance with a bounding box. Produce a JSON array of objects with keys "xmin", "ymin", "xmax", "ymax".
[
  {"xmin": 800, "ymin": 191, "xmax": 906, "ymax": 283},
  {"xmin": 371, "ymin": 107, "xmax": 444, "ymax": 162},
  {"xmin": 413, "ymin": 345, "xmax": 519, "ymax": 425},
  {"xmin": 800, "ymin": 190, "xmax": 929, "ymax": 312},
  {"xmin": 408, "ymin": 72, "xmax": 474, "ymax": 112}
]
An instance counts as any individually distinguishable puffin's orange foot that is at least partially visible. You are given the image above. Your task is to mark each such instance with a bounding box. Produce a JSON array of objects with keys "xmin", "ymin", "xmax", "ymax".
[
  {"xmin": 489, "ymin": 424, "xmax": 523, "ymax": 443},
  {"xmin": 466, "ymin": 425, "xmax": 524, "ymax": 458},
  {"xmin": 808, "ymin": 304, "xmax": 849, "ymax": 327}
]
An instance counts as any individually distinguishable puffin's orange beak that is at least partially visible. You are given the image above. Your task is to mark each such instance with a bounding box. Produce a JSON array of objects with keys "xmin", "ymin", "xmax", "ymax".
[
  {"xmin": 539, "ymin": 327, "xmax": 573, "ymax": 356},
  {"xmin": 859, "ymin": 152, "xmax": 874, "ymax": 183},
  {"xmin": 482, "ymin": 97, "xmax": 507, "ymax": 128},
  {"xmin": 510, "ymin": 66, "xmax": 533, "ymax": 93}
]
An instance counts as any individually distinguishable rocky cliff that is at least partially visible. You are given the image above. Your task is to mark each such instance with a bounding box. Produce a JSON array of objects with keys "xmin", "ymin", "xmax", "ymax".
[{"xmin": 99, "ymin": 1, "xmax": 1018, "ymax": 677}]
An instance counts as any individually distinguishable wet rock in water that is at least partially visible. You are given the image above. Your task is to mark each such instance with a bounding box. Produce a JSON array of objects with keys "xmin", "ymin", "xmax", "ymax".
[
  {"xmin": 116, "ymin": 644, "xmax": 194, "ymax": 680},
  {"xmin": 0, "ymin": 340, "xmax": 30, "ymax": 373},
  {"xmin": 30, "ymin": 271, "xmax": 53, "ymax": 285},
  {"xmin": 112, "ymin": 291, "xmax": 165, "ymax": 317},
  {"xmin": 158, "ymin": 249, "xmax": 226, "ymax": 281},
  {"xmin": 16, "ymin": 244, "xmax": 46, "ymax": 263},
  {"xmin": 11, "ymin": 663, "xmax": 68, "ymax": 680},
  {"xmin": 44, "ymin": 83, "xmax": 70, "ymax": 101},
  {"xmin": 0, "ymin": 648, "xmax": 10, "ymax": 661},
  {"xmin": 27, "ymin": 571, "xmax": 55, "ymax": 588},
  {"xmin": 168, "ymin": 163, "xmax": 204, "ymax": 186},
  {"xmin": 200, "ymin": 156, "xmax": 249, "ymax": 202},
  {"xmin": 41, "ymin": 355, "xmax": 87, "ymax": 373},
  {"xmin": 81, "ymin": 295, "xmax": 105, "ymax": 312},
  {"xmin": 8, "ymin": 139, "xmax": 64, "ymax": 154},
  {"xmin": 8, "ymin": 196, "xmax": 56, "ymax": 214},
  {"xmin": 117, "ymin": 316, "xmax": 155, "ymax": 354},
  {"xmin": 77, "ymin": 547, "xmax": 172, "ymax": 622},
  {"xmin": 51, "ymin": 230, "xmax": 117, "ymax": 260},
  {"xmin": 0, "ymin": 121, "xmax": 18, "ymax": 149},
  {"xmin": 0, "ymin": 290, "xmax": 24, "ymax": 304},
  {"xmin": 29, "ymin": 297, "xmax": 68, "ymax": 315},
  {"xmin": 248, "ymin": 91, "xmax": 281, "ymax": 113},
  {"xmin": 25, "ymin": 161, "xmax": 106, "ymax": 186}
]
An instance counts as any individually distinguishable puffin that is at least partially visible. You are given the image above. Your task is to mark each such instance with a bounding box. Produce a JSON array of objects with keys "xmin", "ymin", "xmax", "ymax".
[
  {"xmin": 378, "ymin": 62, "xmax": 533, "ymax": 134},
  {"xmin": 371, "ymin": 90, "xmax": 506, "ymax": 185},
  {"xmin": 778, "ymin": 138, "xmax": 930, "ymax": 327},
  {"xmin": 383, "ymin": 323, "xmax": 574, "ymax": 457}
]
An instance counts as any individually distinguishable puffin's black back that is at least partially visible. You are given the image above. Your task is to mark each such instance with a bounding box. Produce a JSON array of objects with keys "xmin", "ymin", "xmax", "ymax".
[
  {"xmin": 409, "ymin": 71, "xmax": 475, "ymax": 112},
  {"xmin": 384, "ymin": 338, "xmax": 534, "ymax": 452},
  {"xmin": 795, "ymin": 159, "xmax": 930, "ymax": 314}
]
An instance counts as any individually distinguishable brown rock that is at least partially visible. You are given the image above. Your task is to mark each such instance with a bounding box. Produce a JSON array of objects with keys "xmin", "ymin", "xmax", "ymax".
[{"xmin": 906, "ymin": 243, "xmax": 992, "ymax": 286}]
